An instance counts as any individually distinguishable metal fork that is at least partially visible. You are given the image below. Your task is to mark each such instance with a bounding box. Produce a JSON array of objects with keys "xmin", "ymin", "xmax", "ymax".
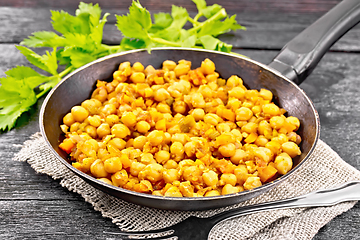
[{"xmin": 104, "ymin": 181, "xmax": 360, "ymax": 240}]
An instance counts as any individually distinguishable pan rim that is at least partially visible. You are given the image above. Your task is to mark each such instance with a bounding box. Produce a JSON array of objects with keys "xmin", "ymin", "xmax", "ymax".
[{"xmin": 39, "ymin": 47, "xmax": 320, "ymax": 208}]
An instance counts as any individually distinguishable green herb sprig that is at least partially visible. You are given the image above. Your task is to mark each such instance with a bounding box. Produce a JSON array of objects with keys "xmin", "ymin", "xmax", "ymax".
[{"xmin": 0, "ymin": 0, "xmax": 245, "ymax": 131}]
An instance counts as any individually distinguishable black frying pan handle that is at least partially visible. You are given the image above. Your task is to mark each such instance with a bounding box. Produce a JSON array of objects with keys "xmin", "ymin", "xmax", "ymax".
[{"xmin": 268, "ymin": 0, "xmax": 360, "ymax": 85}]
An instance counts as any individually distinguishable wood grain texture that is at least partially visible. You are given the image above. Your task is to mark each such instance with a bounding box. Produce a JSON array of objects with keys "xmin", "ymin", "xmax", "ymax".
[
  {"xmin": 0, "ymin": 0, "xmax": 342, "ymax": 13},
  {"xmin": 0, "ymin": 7, "xmax": 359, "ymax": 51},
  {"xmin": 1, "ymin": 0, "xmax": 360, "ymax": 239},
  {"xmin": 1, "ymin": 48, "xmax": 360, "ymax": 239}
]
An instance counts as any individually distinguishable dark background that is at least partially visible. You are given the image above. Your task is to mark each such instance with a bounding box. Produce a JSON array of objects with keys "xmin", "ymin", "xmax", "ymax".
[{"xmin": 1, "ymin": 0, "xmax": 360, "ymax": 239}]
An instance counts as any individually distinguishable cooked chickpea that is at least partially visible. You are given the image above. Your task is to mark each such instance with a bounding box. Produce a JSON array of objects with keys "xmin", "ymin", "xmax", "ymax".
[
  {"xmin": 63, "ymin": 113, "xmax": 75, "ymax": 126},
  {"xmin": 243, "ymin": 177, "xmax": 262, "ymax": 190},
  {"xmin": 109, "ymin": 138, "xmax": 126, "ymax": 150},
  {"xmin": 61, "ymin": 59, "xmax": 302, "ymax": 198},
  {"xmin": 140, "ymin": 152, "xmax": 155, "ymax": 164},
  {"xmin": 133, "ymin": 136, "xmax": 147, "ymax": 149},
  {"xmin": 200, "ymin": 58, "xmax": 215, "ymax": 75},
  {"xmin": 236, "ymin": 107, "xmax": 253, "ymax": 121},
  {"xmin": 132, "ymin": 62, "xmax": 144, "ymax": 72},
  {"xmin": 220, "ymin": 173, "xmax": 237, "ymax": 186},
  {"xmin": 147, "ymin": 130, "xmax": 165, "ymax": 146},
  {"xmin": 191, "ymin": 108, "xmax": 205, "ymax": 121},
  {"xmin": 170, "ymin": 141, "xmax": 184, "ymax": 156},
  {"xmin": 182, "ymin": 165, "xmax": 202, "ymax": 184},
  {"xmin": 88, "ymin": 115, "xmax": 102, "ymax": 127},
  {"xmin": 282, "ymin": 141, "xmax": 301, "ymax": 158},
  {"xmin": 130, "ymin": 72, "xmax": 145, "ymax": 83},
  {"xmin": 104, "ymin": 157, "xmax": 123, "ymax": 173},
  {"xmin": 163, "ymin": 159, "xmax": 178, "ymax": 169},
  {"xmin": 154, "ymin": 88, "xmax": 170, "ymax": 102},
  {"xmin": 179, "ymin": 181, "xmax": 195, "ymax": 197},
  {"xmin": 286, "ymin": 116, "xmax": 300, "ymax": 131},
  {"xmin": 121, "ymin": 112, "xmax": 137, "ymax": 127},
  {"xmin": 202, "ymin": 170, "xmax": 218, "ymax": 187},
  {"xmin": 105, "ymin": 114, "xmax": 119, "ymax": 126},
  {"xmin": 90, "ymin": 159, "xmax": 108, "ymax": 178},
  {"xmin": 101, "ymin": 103, "xmax": 117, "ymax": 115},
  {"xmin": 218, "ymin": 143, "xmax": 236, "ymax": 157},
  {"xmin": 205, "ymin": 190, "xmax": 220, "ymax": 197},
  {"xmin": 81, "ymin": 99, "xmax": 101, "ymax": 115},
  {"xmin": 228, "ymin": 87, "xmax": 246, "ymax": 99},
  {"xmin": 204, "ymin": 113, "xmax": 219, "ymax": 125},
  {"xmin": 262, "ymin": 103, "xmax": 281, "ymax": 116},
  {"xmin": 71, "ymin": 106, "xmax": 89, "ymax": 122},
  {"xmin": 258, "ymin": 120, "xmax": 272, "ymax": 135},
  {"xmin": 241, "ymin": 122, "xmax": 258, "ymax": 134},
  {"xmin": 259, "ymin": 88, "xmax": 273, "ymax": 100},
  {"xmin": 97, "ymin": 123, "xmax": 111, "ymax": 139},
  {"xmin": 174, "ymin": 63, "xmax": 190, "ymax": 77},
  {"xmin": 139, "ymin": 163, "xmax": 163, "ymax": 183},
  {"xmin": 254, "ymin": 135, "xmax": 268, "ymax": 147},
  {"xmin": 85, "ymin": 125, "xmax": 97, "ymax": 138},
  {"xmin": 163, "ymin": 169, "xmax": 180, "ymax": 183},
  {"xmin": 136, "ymin": 121, "xmax": 151, "ymax": 133},
  {"xmin": 226, "ymin": 75, "xmax": 242, "ymax": 87},
  {"xmin": 222, "ymin": 184, "xmax": 239, "ymax": 195},
  {"xmin": 184, "ymin": 141, "xmax": 196, "ymax": 157},
  {"xmin": 162, "ymin": 60, "xmax": 177, "ymax": 70},
  {"xmin": 164, "ymin": 186, "xmax": 183, "ymax": 197},
  {"xmin": 111, "ymin": 169, "xmax": 128, "ymax": 187},
  {"xmin": 130, "ymin": 162, "xmax": 146, "ymax": 177},
  {"xmin": 270, "ymin": 116, "xmax": 285, "ymax": 129},
  {"xmin": 155, "ymin": 150, "xmax": 170, "ymax": 164},
  {"xmin": 217, "ymin": 123, "xmax": 231, "ymax": 133},
  {"xmin": 111, "ymin": 124, "xmax": 130, "ymax": 139},
  {"xmin": 171, "ymin": 133, "xmax": 188, "ymax": 145},
  {"xmin": 230, "ymin": 149, "xmax": 247, "ymax": 164},
  {"xmin": 274, "ymin": 152, "xmax": 293, "ymax": 174}
]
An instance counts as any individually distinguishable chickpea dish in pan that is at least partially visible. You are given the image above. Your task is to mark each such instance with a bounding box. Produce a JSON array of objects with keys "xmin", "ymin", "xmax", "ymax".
[{"xmin": 59, "ymin": 58, "xmax": 302, "ymax": 197}]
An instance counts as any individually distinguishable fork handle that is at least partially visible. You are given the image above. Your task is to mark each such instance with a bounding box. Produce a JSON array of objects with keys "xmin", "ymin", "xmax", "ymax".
[{"xmin": 209, "ymin": 181, "xmax": 360, "ymax": 225}]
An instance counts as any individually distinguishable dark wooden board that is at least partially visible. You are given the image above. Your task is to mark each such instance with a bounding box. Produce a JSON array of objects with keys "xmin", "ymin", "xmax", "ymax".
[
  {"xmin": 1, "ymin": 0, "xmax": 360, "ymax": 238},
  {"xmin": 0, "ymin": 6, "xmax": 359, "ymax": 51},
  {"xmin": 0, "ymin": 0, "xmax": 342, "ymax": 13},
  {"xmin": 1, "ymin": 47, "xmax": 360, "ymax": 239}
]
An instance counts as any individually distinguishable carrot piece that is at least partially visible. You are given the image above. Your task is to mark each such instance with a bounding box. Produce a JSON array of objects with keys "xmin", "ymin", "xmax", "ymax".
[
  {"xmin": 258, "ymin": 165, "xmax": 278, "ymax": 183},
  {"xmin": 59, "ymin": 139, "xmax": 75, "ymax": 154}
]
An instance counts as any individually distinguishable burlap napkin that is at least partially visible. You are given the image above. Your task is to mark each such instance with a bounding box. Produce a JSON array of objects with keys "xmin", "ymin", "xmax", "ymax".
[{"xmin": 13, "ymin": 132, "xmax": 360, "ymax": 240}]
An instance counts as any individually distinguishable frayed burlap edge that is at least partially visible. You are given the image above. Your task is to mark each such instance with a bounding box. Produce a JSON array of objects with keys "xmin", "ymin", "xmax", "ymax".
[{"xmin": 13, "ymin": 132, "xmax": 360, "ymax": 239}]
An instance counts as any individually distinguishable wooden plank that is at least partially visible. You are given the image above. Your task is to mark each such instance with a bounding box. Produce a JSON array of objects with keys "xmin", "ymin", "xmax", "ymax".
[
  {"xmin": 1, "ymin": 43, "xmax": 360, "ymax": 240},
  {"xmin": 0, "ymin": 200, "xmax": 122, "ymax": 239},
  {"xmin": 0, "ymin": 0, "xmax": 342, "ymax": 13},
  {"xmin": 1, "ymin": 49, "xmax": 360, "ymax": 192},
  {"xmin": 0, "ymin": 7, "xmax": 359, "ymax": 51}
]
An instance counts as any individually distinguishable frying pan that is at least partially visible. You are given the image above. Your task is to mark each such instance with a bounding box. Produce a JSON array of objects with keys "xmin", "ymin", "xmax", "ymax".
[{"xmin": 40, "ymin": 0, "xmax": 360, "ymax": 210}]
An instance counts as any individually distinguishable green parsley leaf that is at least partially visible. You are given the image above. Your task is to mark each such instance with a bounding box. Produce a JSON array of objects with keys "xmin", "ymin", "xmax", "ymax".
[
  {"xmin": 51, "ymin": 10, "xmax": 89, "ymax": 35},
  {"xmin": 150, "ymin": 12, "xmax": 173, "ymax": 31},
  {"xmin": 2, "ymin": 1, "xmax": 247, "ymax": 131},
  {"xmin": 38, "ymin": 75, "xmax": 61, "ymax": 94},
  {"xmin": 120, "ymin": 38, "xmax": 147, "ymax": 50},
  {"xmin": 0, "ymin": 88, "xmax": 37, "ymax": 131},
  {"xmin": 16, "ymin": 46, "xmax": 58, "ymax": 75},
  {"xmin": 20, "ymin": 31, "xmax": 66, "ymax": 48},
  {"xmin": 192, "ymin": 0, "xmax": 207, "ymax": 11},
  {"xmin": 61, "ymin": 47, "xmax": 97, "ymax": 68},
  {"xmin": 116, "ymin": 1, "xmax": 152, "ymax": 41},
  {"xmin": 75, "ymin": 2, "xmax": 102, "ymax": 26},
  {"xmin": 199, "ymin": 35, "xmax": 232, "ymax": 52},
  {"xmin": 202, "ymin": 4, "xmax": 223, "ymax": 19},
  {"xmin": 0, "ymin": 73, "xmax": 38, "ymax": 131},
  {"xmin": 198, "ymin": 15, "xmax": 245, "ymax": 37},
  {"xmin": 5, "ymin": 66, "xmax": 49, "ymax": 89}
]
